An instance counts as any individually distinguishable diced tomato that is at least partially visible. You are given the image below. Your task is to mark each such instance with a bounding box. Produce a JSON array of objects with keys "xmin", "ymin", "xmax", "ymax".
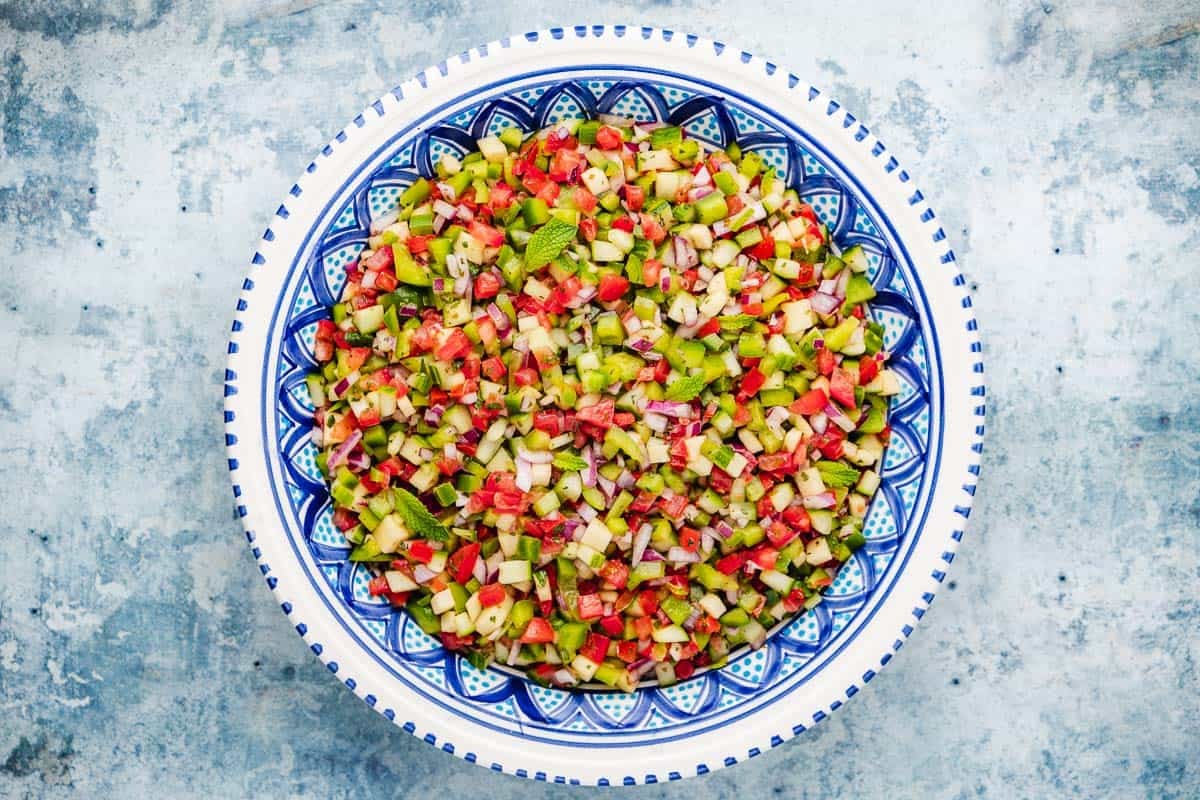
[
  {"xmin": 597, "ymin": 273, "xmax": 630, "ymax": 302},
  {"xmin": 433, "ymin": 328, "xmax": 471, "ymax": 361},
  {"xmin": 715, "ymin": 551, "xmax": 749, "ymax": 575},
  {"xmin": 576, "ymin": 215, "xmax": 597, "ymax": 242},
  {"xmin": 637, "ymin": 589, "xmax": 659, "ymax": 616},
  {"xmin": 367, "ymin": 576, "xmax": 390, "ymax": 596},
  {"xmin": 674, "ymin": 660, "xmax": 695, "ymax": 680},
  {"xmin": 406, "ymin": 540, "xmax": 434, "ymax": 564},
  {"xmin": 535, "ymin": 180, "xmax": 560, "ymax": 205},
  {"xmin": 726, "ymin": 195, "xmax": 745, "ymax": 216},
  {"xmin": 576, "ymin": 398, "xmax": 614, "ymax": 429},
  {"xmin": 749, "ymin": 232, "xmax": 775, "ymax": 260},
  {"xmin": 519, "ymin": 617, "xmax": 556, "ymax": 644},
  {"xmin": 493, "ymin": 490, "xmax": 527, "ymax": 514},
  {"xmin": 767, "ymin": 521, "xmax": 798, "ymax": 549},
  {"xmin": 598, "ymin": 559, "xmax": 629, "ymax": 590},
  {"xmin": 782, "ymin": 588, "xmax": 806, "ymax": 613},
  {"xmin": 440, "ymin": 632, "xmax": 472, "ymax": 651},
  {"xmin": 473, "ymin": 272, "xmax": 501, "ymax": 300},
  {"xmin": 532, "ymin": 410, "xmax": 565, "ymax": 436},
  {"xmin": 792, "ymin": 388, "xmax": 829, "ymax": 416},
  {"xmin": 679, "ymin": 527, "xmax": 701, "ymax": 552},
  {"xmin": 830, "ymin": 368, "xmax": 857, "ymax": 409},
  {"xmin": 363, "ymin": 246, "xmax": 394, "ymax": 272},
  {"xmin": 478, "ymin": 583, "xmax": 507, "ymax": 608},
  {"xmin": 331, "ymin": 508, "xmax": 359, "ymax": 532},
  {"xmin": 573, "ymin": 186, "xmax": 597, "ymax": 214},
  {"xmin": 468, "ymin": 221, "xmax": 504, "ymax": 248},
  {"xmin": 513, "ymin": 367, "xmax": 539, "ymax": 387},
  {"xmin": 577, "ymin": 593, "xmax": 604, "ymax": 620},
  {"xmin": 858, "ymin": 355, "xmax": 880, "ymax": 384},
  {"xmin": 611, "ymin": 215, "xmax": 635, "ymax": 233},
  {"xmin": 345, "ymin": 347, "xmax": 371, "ymax": 371},
  {"xmin": 639, "ymin": 213, "xmax": 666, "ymax": 243},
  {"xmin": 595, "ymin": 125, "xmax": 623, "ymax": 150},
  {"xmin": 480, "ymin": 356, "xmax": 506, "ymax": 382},
  {"xmin": 616, "ymin": 640, "xmax": 638, "ymax": 663},
  {"xmin": 642, "ymin": 258, "xmax": 662, "ymax": 288},
  {"xmin": 750, "ymin": 546, "xmax": 780, "ymax": 570},
  {"xmin": 781, "ymin": 506, "xmax": 812, "ymax": 532},
  {"xmin": 406, "ymin": 234, "xmax": 431, "ymax": 254},
  {"xmin": 448, "ymin": 542, "xmax": 480, "ymax": 584},
  {"xmin": 632, "ymin": 615, "xmax": 654, "ymax": 640},
  {"xmin": 757, "ymin": 452, "xmax": 793, "ymax": 473},
  {"xmin": 816, "ymin": 347, "xmax": 836, "ymax": 376},
  {"xmin": 488, "ymin": 180, "xmax": 515, "ymax": 209},
  {"xmin": 549, "ymin": 148, "xmax": 584, "ymax": 183},
  {"xmin": 738, "ymin": 368, "xmax": 765, "ymax": 400},
  {"xmin": 658, "ymin": 493, "xmax": 687, "ymax": 518},
  {"xmin": 623, "ymin": 184, "xmax": 645, "ymax": 212},
  {"xmin": 598, "ymin": 614, "xmax": 625, "ymax": 637},
  {"xmin": 581, "ymin": 633, "xmax": 611, "ymax": 664}
]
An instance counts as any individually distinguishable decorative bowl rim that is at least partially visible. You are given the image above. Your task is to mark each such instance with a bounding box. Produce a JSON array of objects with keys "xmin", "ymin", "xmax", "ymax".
[{"xmin": 223, "ymin": 24, "xmax": 985, "ymax": 786}]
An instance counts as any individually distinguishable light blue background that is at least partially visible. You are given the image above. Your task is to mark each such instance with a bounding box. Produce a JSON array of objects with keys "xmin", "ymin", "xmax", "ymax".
[{"xmin": 1, "ymin": 2, "xmax": 1197, "ymax": 797}]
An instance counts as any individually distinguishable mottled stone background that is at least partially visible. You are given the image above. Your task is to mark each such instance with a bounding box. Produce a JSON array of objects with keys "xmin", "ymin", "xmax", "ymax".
[{"xmin": 1, "ymin": 1, "xmax": 1197, "ymax": 797}]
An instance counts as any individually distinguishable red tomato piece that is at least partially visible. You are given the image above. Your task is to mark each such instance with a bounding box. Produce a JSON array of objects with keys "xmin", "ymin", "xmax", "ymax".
[
  {"xmin": 595, "ymin": 125, "xmax": 623, "ymax": 150},
  {"xmin": 581, "ymin": 633, "xmax": 611, "ymax": 663},
  {"xmin": 577, "ymin": 594, "xmax": 604, "ymax": 620},
  {"xmin": 597, "ymin": 273, "xmax": 630, "ymax": 302},
  {"xmin": 474, "ymin": 272, "xmax": 501, "ymax": 300},
  {"xmin": 448, "ymin": 542, "xmax": 480, "ymax": 584},
  {"xmin": 519, "ymin": 617, "xmax": 556, "ymax": 644},
  {"xmin": 791, "ymin": 388, "xmax": 829, "ymax": 416},
  {"xmin": 830, "ymin": 368, "xmax": 857, "ymax": 409},
  {"xmin": 679, "ymin": 527, "xmax": 701, "ymax": 553},
  {"xmin": 478, "ymin": 583, "xmax": 507, "ymax": 608}
]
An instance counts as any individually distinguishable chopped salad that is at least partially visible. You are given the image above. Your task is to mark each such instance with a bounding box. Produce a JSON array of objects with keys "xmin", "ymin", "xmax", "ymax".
[{"xmin": 307, "ymin": 117, "xmax": 900, "ymax": 691}]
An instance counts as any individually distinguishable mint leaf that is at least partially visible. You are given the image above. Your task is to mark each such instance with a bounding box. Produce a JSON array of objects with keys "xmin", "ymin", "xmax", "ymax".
[
  {"xmin": 816, "ymin": 460, "xmax": 860, "ymax": 488},
  {"xmin": 552, "ymin": 452, "xmax": 589, "ymax": 472},
  {"xmin": 524, "ymin": 218, "xmax": 578, "ymax": 270},
  {"xmin": 665, "ymin": 374, "xmax": 706, "ymax": 402},
  {"xmin": 392, "ymin": 487, "xmax": 450, "ymax": 541}
]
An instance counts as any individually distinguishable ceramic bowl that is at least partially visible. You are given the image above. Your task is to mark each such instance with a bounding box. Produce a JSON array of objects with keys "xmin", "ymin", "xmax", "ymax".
[{"xmin": 224, "ymin": 25, "xmax": 984, "ymax": 786}]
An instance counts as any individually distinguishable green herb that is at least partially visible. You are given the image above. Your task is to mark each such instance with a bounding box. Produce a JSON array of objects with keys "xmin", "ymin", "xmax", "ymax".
[
  {"xmin": 665, "ymin": 374, "xmax": 706, "ymax": 402},
  {"xmin": 524, "ymin": 218, "xmax": 578, "ymax": 270},
  {"xmin": 816, "ymin": 460, "xmax": 860, "ymax": 488},
  {"xmin": 392, "ymin": 487, "xmax": 449, "ymax": 541},
  {"xmin": 552, "ymin": 452, "xmax": 589, "ymax": 471}
]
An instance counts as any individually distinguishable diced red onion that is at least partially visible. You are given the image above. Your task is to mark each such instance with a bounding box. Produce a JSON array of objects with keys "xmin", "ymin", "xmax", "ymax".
[
  {"xmin": 432, "ymin": 214, "xmax": 448, "ymax": 234},
  {"xmin": 553, "ymin": 669, "xmax": 577, "ymax": 686},
  {"xmin": 486, "ymin": 303, "xmax": 510, "ymax": 332},
  {"xmin": 327, "ymin": 429, "xmax": 361, "ymax": 469},
  {"xmin": 834, "ymin": 268, "xmax": 850, "ymax": 299},
  {"xmin": 435, "ymin": 181, "xmax": 456, "ymax": 202},
  {"xmin": 667, "ymin": 547, "xmax": 701, "ymax": 564},
  {"xmin": 413, "ymin": 564, "xmax": 438, "ymax": 583},
  {"xmin": 803, "ymin": 491, "xmax": 837, "ymax": 509},
  {"xmin": 506, "ymin": 643, "xmax": 522, "ymax": 666},
  {"xmin": 714, "ymin": 521, "xmax": 734, "ymax": 539},
  {"xmin": 424, "ymin": 403, "xmax": 445, "ymax": 426},
  {"xmin": 361, "ymin": 270, "xmax": 378, "ymax": 289},
  {"xmin": 398, "ymin": 305, "xmax": 419, "ymax": 318},
  {"xmin": 825, "ymin": 402, "xmax": 857, "ymax": 432},
  {"xmin": 644, "ymin": 412, "xmax": 668, "ymax": 433},
  {"xmin": 577, "ymin": 503, "xmax": 598, "ymax": 522},
  {"xmin": 310, "ymin": 425, "xmax": 324, "ymax": 447},
  {"xmin": 616, "ymin": 470, "xmax": 636, "ymax": 490},
  {"xmin": 809, "ymin": 292, "xmax": 841, "ymax": 315},
  {"xmin": 693, "ymin": 166, "xmax": 712, "ymax": 186},
  {"xmin": 453, "ymin": 275, "xmax": 471, "ymax": 297},
  {"xmin": 456, "ymin": 204, "xmax": 475, "ymax": 222},
  {"xmin": 687, "ymin": 185, "xmax": 714, "ymax": 202},
  {"xmin": 810, "ymin": 412, "xmax": 828, "ymax": 434},
  {"xmin": 673, "ymin": 236, "xmax": 699, "ymax": 269},
  {"xmin": 639, "ymin": 548, "xmax": 664, "ymax": 562},
  {"xmin": 747, "ymin": 624, "xmax": 768, "ymax": 649},
  {"xmin": 660, "ymin": 272, "xmax": 671, "ymax": 292},
  {"xmin": 345, "ymin": 450, "xmax": 370, "ymax": 471},
  {"xmin": 432, "ymin": 199, "xmax": 457, "ymax": 219},
  {"xmin": 432, "ymin": 277, "xmax": 445, "ymax": 293},
  {"xmin": 818, "ymin": 278, "xmax": 838, "ymax": 295},
  {"xmin": 461, "ymin": 428, "xmax": 482, "ymax": 445},
  {"xmin": 471, "ymin": 557, "xmax": 486, "ymax": 585},
  {"xmin": 596, "ymin": 474, "xmax": 616, "ymax": 499},
  {"xmin": 628, "ymin": 338, "xmax": 655, "ymax": 353},
  {"xmin": 644, "ymin": 400, "xmax": 693, "ymax": 418},
  {"xmin": 521, "ymin": 449, "xmax": 553, "ymax": 465},
  {"xmin": 584, "ymin": 446, "xmax": 598, "ymax": 488},
  {"xmin": 515, "ymin": 458, "xmax": 532, "ymax": 492}
]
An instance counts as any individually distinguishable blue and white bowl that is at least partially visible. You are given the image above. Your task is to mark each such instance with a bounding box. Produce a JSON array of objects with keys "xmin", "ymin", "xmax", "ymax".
[{"xmin": 224, "ymin": 26, "xmax": 984, "ymax": 786}]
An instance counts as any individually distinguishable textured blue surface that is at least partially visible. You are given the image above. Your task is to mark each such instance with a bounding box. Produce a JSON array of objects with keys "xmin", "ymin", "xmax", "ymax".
[{"xmin": 1, "ymin": 2, "xmax": 1198, "ymax": 798}]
